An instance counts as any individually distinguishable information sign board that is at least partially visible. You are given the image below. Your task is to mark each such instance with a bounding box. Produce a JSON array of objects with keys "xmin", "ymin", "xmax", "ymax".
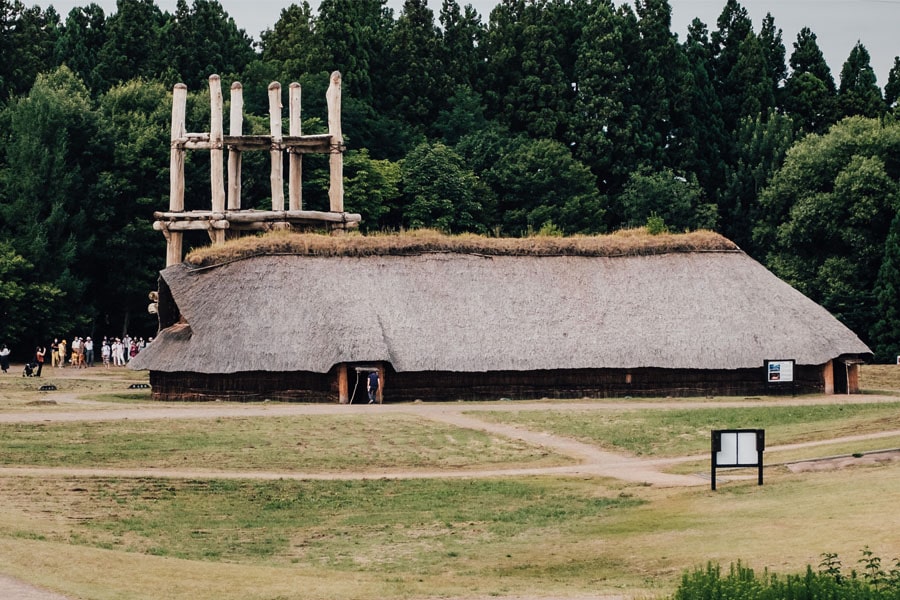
[
  {"xmin": 711, "ymin": 429, "xmax": 765, "ymax": 490},
  {"xmin": 765, "ymin": 359, "xmax": 794, "ymax": 383}
]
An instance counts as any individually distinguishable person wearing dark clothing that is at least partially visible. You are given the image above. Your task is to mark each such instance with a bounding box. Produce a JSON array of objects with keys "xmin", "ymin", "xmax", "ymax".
[
  {"xmin": 367, "ymin": 371, "xmax": 380, "ymax": 404},
  {"xmin": 34, "ymin": 346, "xmax": 45, "ymax": 377},
  {"xmin": 0, "ymin": 344, "xmax": 10, "ymax": 373}
]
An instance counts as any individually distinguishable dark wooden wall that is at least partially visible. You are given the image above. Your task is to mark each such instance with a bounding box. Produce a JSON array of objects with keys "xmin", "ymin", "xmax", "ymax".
[{"xmin": 147, "ymin": 365, "xmax": 825, "ymax": 402}]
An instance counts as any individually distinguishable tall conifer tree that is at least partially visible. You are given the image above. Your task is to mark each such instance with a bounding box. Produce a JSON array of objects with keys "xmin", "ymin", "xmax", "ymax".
[{"xmin": 838, "ymin": 42, "xmax": 884, "ymax": 118}]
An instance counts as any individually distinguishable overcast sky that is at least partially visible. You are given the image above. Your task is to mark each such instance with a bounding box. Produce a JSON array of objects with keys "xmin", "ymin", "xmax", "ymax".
[{"xmin": 43, "ymin": 0, "xmax": 900, "ymax": 86}]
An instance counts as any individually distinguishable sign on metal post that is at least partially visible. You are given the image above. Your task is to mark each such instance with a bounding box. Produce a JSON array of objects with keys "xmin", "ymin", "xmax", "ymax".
[{"xmin": 711, "ymin": 429, "xmax": 765, "ymax": 490}]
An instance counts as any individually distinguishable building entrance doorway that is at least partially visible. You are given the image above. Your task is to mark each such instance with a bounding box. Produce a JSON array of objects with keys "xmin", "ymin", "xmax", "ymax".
[{"xmin": 350, "ymin": 365, "xmax": 384, "ymax": 404}]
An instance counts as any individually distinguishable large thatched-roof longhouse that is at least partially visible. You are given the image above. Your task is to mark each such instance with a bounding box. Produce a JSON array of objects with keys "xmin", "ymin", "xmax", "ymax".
[{"xmin": 129, "ymin": 230, "xmax": 871, "ymax": 402}]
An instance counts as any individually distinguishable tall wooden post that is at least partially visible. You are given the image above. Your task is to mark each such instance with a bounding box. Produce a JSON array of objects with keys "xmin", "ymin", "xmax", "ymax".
[
  {"xmin": 227, "ymin": 82, "xmax": 243, "ymax": 211},
  {"xmin": 268, "ymin": 82, "xmax": 284, "ymax": 211},
  {"xmin": 326, "ymin": 71, "xmax": 343, "ymax": 213},
  {"xmin": 167, "ymin": 83, "xmax": 187, "ymax": 266},
  {"xmin": 209, "ymin": 75, "xmax": 226, "ymax": 245},
  {"xmin": 337, "ymin": 363, "xmax": 349, "ymax": 404},
  {"xmin": 288, "ymin": 82, "xmax": 302, "ymax": 211}
]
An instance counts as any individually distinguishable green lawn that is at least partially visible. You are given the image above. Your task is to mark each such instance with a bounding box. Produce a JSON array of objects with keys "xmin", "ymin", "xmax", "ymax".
[
  {"xmin": 470, "ymin": 402, "xmax": 900, "ymax": 457},
  {"xmin": 0, "ymin": 414, "xmax": 569, "ymax": 471}
]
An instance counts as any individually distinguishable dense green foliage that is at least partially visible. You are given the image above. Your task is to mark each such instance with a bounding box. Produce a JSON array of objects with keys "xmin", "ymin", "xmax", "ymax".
[
  {"xmin": 674, "ymin": 551, "xmax": 900, "ymax": 600},
  {"xmin": 1, "ymin": 0, "xmax": 900, "ymax": 360}
]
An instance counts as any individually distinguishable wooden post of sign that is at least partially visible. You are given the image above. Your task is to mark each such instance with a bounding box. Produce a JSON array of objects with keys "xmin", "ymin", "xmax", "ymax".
[
  {"xmin": 326, "ymin": 71, "xmax": 343, "ymax": 214},
  {"xmin": 288, "ymin": 82, "xmax": 302, "ymax": 211},
  {"xmin": 167, "ymin": 83, "xmax": 187, "ymax": 266},
  {"xmin": 268, "ymin": 82, "xmax": 284, "ymax": 211},
  {"xmin": 209, "ymin": 75, "xmax": 226, "ymax": 245},
  {"xmin": 227, "ymin": 82, "xmax": 243, "ymax": 211}
]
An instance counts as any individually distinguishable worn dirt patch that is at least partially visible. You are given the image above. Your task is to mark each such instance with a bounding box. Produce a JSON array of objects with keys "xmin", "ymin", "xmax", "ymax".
[{"xmin": 785, "ymin": 449, "xmax": 900, "ymax": 473}]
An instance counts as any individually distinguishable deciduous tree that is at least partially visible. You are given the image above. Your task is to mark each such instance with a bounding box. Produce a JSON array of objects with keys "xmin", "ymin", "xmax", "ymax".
[
  {"xmin": 401, "ymin": 141, "xmax": 484, "ymax": 233},
  {"xmin": 756, "ymin": 117, "xmax": 900, "ymax": 343}
]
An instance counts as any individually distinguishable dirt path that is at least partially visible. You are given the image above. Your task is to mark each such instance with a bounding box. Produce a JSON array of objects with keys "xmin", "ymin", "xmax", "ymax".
[{"xmin": 0, "ymin": 575, "xmax": 74, "ymax": 600}]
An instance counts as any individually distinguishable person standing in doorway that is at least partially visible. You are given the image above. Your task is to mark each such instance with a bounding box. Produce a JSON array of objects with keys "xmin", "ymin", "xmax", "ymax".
[{"xmin": 367, "ymin": 370, "xmax": 380, "ymax": 404}]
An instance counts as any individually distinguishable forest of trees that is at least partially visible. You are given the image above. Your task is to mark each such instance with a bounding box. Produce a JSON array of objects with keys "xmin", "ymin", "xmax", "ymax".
[{"xmin": 1, "ymin": 0, "xmax": 900, "ymax": 362}]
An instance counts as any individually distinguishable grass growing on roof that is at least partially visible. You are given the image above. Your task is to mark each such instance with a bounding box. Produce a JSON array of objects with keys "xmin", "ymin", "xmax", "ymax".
[{"xmin": 184, "ymin": 227, "xmax": 738, "ymax": 267}]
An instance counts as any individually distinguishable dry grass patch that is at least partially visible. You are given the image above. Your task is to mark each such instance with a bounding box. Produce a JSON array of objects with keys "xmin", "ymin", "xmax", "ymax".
[
  {"xmin": 1, "ymin": 464, "xmax": 899, "ymax": 600},
  {"xmin": 618, "ymin": 463, "xmax": 900, "ymax": 578},
  {"xmin": 860, "ymin": 363, "xmax": 900, "ymax": 394},
  {"xmin": 0, "ymin": 475, "xmax": 648, "ymax": 599},
  {"xmin": 0, "ymin": 367, "xmax": 153, "ymax": 409}
]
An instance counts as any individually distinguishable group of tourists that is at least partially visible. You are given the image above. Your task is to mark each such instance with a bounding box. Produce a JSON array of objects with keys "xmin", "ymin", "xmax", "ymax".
[
  {"xmin": 0, "ymin": 334, "xmax": 154, "ymax": 377},
  {"xmin": 49, "ymin": 335, "xmax": 151, "ymax": 369}
]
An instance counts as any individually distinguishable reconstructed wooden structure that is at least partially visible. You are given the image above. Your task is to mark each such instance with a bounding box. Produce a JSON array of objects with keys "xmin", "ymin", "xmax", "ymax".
[
  {"xmin": 156, "ymin": 71, "xmax": 360, "ymax": 266},
  {"xmin": 131, "ymin": 231, "xmax": 872, "ymax": 402}
]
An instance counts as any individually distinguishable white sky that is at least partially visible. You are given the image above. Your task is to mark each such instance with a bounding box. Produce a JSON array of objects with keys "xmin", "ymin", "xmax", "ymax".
[{"xmin": 42, "ymin": 0, "xmax": 900, "ymax": 86}]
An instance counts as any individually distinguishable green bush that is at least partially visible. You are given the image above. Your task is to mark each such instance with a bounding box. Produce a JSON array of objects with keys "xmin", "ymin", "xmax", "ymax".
[{"xmin": 672, "ymin": 550, "xmax": 900, "ymax": 600}]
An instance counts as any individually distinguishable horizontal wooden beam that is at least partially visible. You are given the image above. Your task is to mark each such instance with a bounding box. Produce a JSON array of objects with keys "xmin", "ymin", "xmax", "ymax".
[
  {"xmin": 153, "ymin": 218, "xmax": 360, "ymax": 232},
  {"xmin": 154, "ymin": 219, "xmax": 230, "ymax": 231},
  {"xmin": 153, "ymin": 209, "xmax": 361, "ymax": 224},
  {"xmin": 173, "ymin": 134, "xmax": 337, "ymax": 154}
]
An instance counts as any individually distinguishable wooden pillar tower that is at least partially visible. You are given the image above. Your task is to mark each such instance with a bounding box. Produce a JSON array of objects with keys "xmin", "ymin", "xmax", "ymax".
[{"xmin": 156, "ymin": 71, "xmax": 360, "ymax": 267}]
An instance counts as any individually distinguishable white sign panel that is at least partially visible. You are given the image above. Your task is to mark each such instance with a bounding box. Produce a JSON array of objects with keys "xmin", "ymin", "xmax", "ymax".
[
  {"xmin": 716, "ymin": 431, "xmax": 760, "ymax": 466},
  {"xmin": 766, "ymin": 359, "xmax": 794, "ymax": 383}
]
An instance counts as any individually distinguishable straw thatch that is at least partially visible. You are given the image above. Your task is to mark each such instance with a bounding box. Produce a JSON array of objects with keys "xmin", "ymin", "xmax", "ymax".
[{"xmin": 131, "ymin": 231, "xmax": 870, "ymax": 395}]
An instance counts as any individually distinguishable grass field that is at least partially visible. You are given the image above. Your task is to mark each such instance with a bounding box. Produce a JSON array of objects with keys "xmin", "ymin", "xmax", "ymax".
[
  {"xmin": 472, "ymin": 402, "xmax": 900, "ymax": 457},
  {"xmin": 0, "ymin": 365, "xmax": 898, "ymax": 600},
  {"xmin": 0, "ymin": 414, "xmax": 568, "ymax": 471}
]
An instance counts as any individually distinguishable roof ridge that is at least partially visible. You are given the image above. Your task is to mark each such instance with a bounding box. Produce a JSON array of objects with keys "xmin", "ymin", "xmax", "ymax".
[{"xmin": 183, "ymin": 229, "xmax": 741, "ymax": 269}]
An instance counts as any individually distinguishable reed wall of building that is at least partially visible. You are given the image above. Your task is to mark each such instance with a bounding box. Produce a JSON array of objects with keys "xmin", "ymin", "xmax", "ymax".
[
  {"xmin": 384, "ymin": 366, "xmax": 825, "ymax": 402},
  {"xmin": 147, "ymin": 365, "xmax": 826, "ymax": 402},
  {"xmin": 148, "ymin": 370, "xmax": 334, "ymax": 402}
]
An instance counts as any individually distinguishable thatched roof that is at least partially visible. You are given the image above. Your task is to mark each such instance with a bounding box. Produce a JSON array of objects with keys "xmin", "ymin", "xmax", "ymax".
[{"xmin": 131, "ymin": 231, "xmax": 871, "ymax": 375}]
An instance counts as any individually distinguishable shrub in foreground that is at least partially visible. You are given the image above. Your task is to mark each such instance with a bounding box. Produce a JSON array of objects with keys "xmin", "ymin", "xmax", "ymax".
[{"xmin": 673, "ymin": 549, "xmax": 900, "ymax": 600}]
